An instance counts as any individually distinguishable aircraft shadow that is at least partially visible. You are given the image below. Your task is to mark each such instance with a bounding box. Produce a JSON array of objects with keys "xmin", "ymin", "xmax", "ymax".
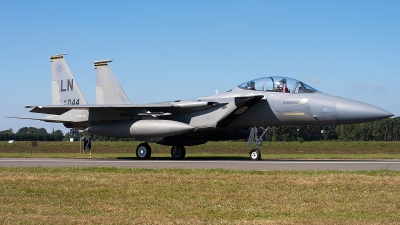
[
  {"xmin": 116, "ymin": 156, "xmax": 250, "ymax": 161},
  {"xmin": 114, "ymin": 157, "xmax": 396, "ymax": 162}
]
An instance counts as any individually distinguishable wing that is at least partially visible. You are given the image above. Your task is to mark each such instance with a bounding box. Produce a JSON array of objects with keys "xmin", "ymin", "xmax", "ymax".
[{"xmin": 26, "ymin": 101, "xmax": 227, "ymax": 121}]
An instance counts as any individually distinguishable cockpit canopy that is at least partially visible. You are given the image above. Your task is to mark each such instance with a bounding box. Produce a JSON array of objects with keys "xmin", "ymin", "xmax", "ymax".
[{"xmin": 237, "ymin": 77, "xmax": 319, "ymax": 94}]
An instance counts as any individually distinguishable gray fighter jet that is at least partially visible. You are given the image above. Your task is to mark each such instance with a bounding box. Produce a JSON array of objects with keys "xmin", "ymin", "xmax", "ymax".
[{"xmin": 13, "ymin": 54, "xmax": 394, "ymax": 160}]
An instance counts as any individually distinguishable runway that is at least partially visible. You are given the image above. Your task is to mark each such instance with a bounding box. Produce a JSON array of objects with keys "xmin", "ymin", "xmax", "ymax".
[{"xmin": 1, "ymin": 158, "xmax": 400, "ymax": 170}]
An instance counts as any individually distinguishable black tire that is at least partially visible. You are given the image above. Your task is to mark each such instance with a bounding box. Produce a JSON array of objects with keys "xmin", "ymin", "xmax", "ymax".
[
  {"xmin": 250, "ymin": 149, "xmax": 261, "ymax": 160},
  {"xmin": 136, "ymin": 143, "xmax": 151, "ymax": 159},
  {"xmin": 171, "ymin": 146, "xmax": 186, "ymax": 160}
]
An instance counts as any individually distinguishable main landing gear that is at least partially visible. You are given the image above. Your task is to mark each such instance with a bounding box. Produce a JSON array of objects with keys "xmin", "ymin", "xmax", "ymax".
[
  {"xmin": 136, "ymin": 126, "xmax": 270, "ymax": 161},
  {"xmin": 136, "ymin": 143, "xmax": 151, "ymax": 160},
  {"xmin": 171, "ymin": 146, "xmax": 186, "ymax": 160},
  {"xmin": 136, "ymin": 142, "xmax": 187, "ymax": 160},
  {"xmin": 247, "ymin": 126, "xmax": 270, "ymax": 160}
]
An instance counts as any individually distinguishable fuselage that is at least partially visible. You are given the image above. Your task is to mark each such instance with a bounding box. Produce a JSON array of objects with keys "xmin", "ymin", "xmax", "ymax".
[
  {"xmin": 195, "ymin": 89, "xmax": 392, "ymax": 128},
  {"xmin": 179, "ymin": 76, "xmax": 393, "ymax": 129},
  {"xmin": 154, "ymin": 76, "xmax": 393, "ymax": 146},
  {"xmin": 80, "ymin": 76, "xmax": 393, "ymax": 145}
]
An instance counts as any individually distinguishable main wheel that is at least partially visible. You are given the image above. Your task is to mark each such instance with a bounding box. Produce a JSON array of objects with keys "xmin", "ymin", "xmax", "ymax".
[
  {"xmin": 171, "ymin": 146, "xmax": 186, "ymax": 160},
  {"xmin": 136, "ymin": 143, "xmax": 151, "ymax": 159},
  {"xmin": 250, "ymin": 149, "xmax": 261, "ymax": 160}
]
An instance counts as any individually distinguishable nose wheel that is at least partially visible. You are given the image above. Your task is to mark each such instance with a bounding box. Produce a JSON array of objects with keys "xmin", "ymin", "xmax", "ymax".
[{"xmin": 250, "ymin": 149, "xmax": 261, "ymax": 160}]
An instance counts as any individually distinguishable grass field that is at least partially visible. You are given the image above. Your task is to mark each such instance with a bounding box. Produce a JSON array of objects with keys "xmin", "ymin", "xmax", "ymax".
[
  {"xmin": 1, "ymin": 141, "xmax": 400, "ymax": 224},
  {"xmin": 1, "ymin": 167, "xmax": 400, "ymax": 224},
  {"xmin": 1, "ymin": 140, "xmax": 399, "ymax": 159}
]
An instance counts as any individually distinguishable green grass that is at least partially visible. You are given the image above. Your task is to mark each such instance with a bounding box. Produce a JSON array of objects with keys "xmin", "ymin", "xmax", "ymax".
[
  {"xmin": 1, "ymin": 141, "xmax": 400, "ymax": 224},
  {"xmin": 1, "ymin": 167, "xmax": 400, "ymax": 224},
  {"xmin": 1, "ymin": 141, "xmax": 400, "ymax": 159}
]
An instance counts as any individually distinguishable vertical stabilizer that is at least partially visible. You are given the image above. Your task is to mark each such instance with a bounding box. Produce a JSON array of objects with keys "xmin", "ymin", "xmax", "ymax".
[
  {"xmin": 94, "ymin": 60, "xmax": 131, "ymax": 105},
  {"xmin": 51, "ymin": 54, "xmax": 87, "ymax": 105}
]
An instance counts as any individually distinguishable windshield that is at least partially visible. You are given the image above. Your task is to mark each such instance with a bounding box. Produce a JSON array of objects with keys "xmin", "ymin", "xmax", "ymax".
[{"xmin": 237, "ymin": 77, "xmax": 318, "ymax": 94}]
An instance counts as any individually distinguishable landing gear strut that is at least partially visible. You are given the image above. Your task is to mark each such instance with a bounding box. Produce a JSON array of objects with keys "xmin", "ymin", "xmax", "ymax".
[
  {"xmin": 247, "ymin": 126, "xmax": 270, "ymax": 160},
  {"xmin": 136, "ymin": 143, "xmax": 151, "ymax": 160},
  {"xmin": 171, "ymin": 146, "xmax": 186, "ymax": 160}
]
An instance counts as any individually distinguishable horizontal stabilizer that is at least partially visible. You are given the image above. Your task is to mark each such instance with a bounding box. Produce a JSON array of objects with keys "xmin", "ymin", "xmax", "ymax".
[
  {"xmin": 29, "ymin": 106, "xmax": 73, "ymax": 115},
  {"xmin": 6, "ymin": 116, "xmax": 44, "ymax": 121},
  {"xmin": 6, "ymin": 116, "xmax": 64, "ymax": 123}
]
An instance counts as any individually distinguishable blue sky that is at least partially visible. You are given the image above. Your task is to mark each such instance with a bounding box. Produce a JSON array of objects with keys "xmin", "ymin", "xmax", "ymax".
[{"xmin": 1, "ymin": 0, "xmax": 399, "ymax": 134}]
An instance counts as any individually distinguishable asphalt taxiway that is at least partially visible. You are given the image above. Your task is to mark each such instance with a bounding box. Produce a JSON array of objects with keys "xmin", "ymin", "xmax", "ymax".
[{"xmin": 1, "ymin": 158, "xmax": 400, "ymax": 170}]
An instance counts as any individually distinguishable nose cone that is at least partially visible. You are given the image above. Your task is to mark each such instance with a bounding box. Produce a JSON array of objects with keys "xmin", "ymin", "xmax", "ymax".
[{"xmin": 336, "ymin": 98, "xmax": 393, "ymax": 124}]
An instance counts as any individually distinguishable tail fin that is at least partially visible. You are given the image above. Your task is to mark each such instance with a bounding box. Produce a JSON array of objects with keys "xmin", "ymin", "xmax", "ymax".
[
  {"xmin": 94, "ymin": 60, "xmax": 131, "ymax": 105},
  {"xmin": 51, "ymin": 54, "xmax": 87, "ymax": 105}
]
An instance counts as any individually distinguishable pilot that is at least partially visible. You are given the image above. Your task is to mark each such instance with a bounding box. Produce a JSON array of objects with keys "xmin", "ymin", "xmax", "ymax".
[
  {"xmin": 247, "ymin": 81, "xmax": 256, "ymax": 90},
  {"xmin": 297, "ymin": 82, "xmax": 314, "ymax": 93},
  {"xmin": 277, "ymin": 79, "xmax": 288, "ymax": 93},
  {"xmin": 297, "ymin": 83, "xmax": 305, "ymax": 93}
]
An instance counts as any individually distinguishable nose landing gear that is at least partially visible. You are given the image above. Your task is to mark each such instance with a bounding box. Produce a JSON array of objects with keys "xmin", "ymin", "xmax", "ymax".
[{"xmin": 248, "ymin": 126, "xmax": 269, "ymax": 160}]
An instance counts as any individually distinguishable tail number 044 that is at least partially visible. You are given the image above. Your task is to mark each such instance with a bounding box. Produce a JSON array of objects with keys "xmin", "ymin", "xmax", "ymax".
[{"xmin": 64, "ymin": 99, "xmax": 80, "ymax": 105}]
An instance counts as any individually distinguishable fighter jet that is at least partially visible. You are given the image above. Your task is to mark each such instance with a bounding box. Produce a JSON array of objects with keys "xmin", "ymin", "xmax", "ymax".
[{"xmin": 13, "ymin": 54, "xmax": 394, "ymax": 160}]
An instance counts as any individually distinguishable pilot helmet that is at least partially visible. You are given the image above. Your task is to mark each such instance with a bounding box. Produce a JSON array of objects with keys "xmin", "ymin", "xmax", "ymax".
[
  {"xmin": 247, "ymin": 81, "xmax": 255, "ymax": 89},
  {"xmin": 278, "ymin": 78, "xmax": 286, "ymax": 84}
]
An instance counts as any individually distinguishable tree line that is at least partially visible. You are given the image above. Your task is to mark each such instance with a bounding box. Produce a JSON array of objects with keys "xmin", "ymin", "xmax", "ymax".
[
  {"xmin": 0, "ymin": 127, "xmax": 64, "ymax": 141},
  {"xmin": 263, "ymin": 117, "xmax": 400, "ymax": 142},
  {"xmin": 1, "ymin": 117, "xmax": 399, "ymax": 142}
]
